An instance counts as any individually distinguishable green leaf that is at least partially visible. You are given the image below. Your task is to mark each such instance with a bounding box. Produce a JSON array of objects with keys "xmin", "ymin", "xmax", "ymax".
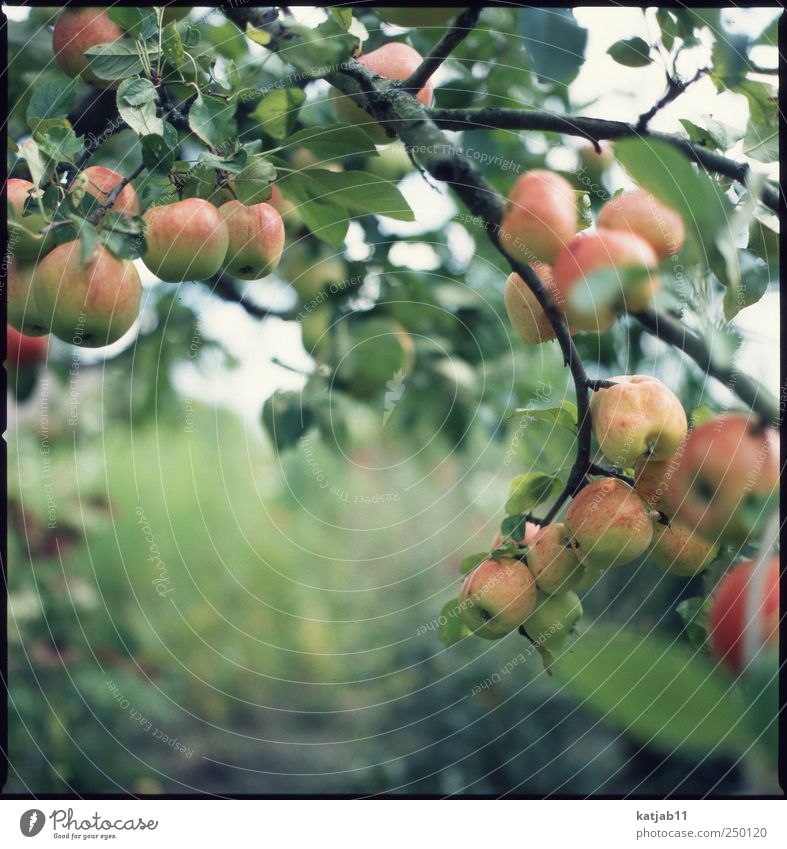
[
  {"xmin": 76, "ymin": 219, "xmax": 98, "ymax": 264},
  {"xmin": 678, "ymin": 119, "xmax": 720, "ymax": 151},
  {"xmin": 285, "ymin": 123, "xmax": 377, "ymax": 159},
  {"xmin": 500, "ymin": 514, "xmax": 530, "ymax": 543},
  {"xmin": 613, "ymin": 137, "xmax": 730, "ymax": 246},
  {"xmin": 189, "ymin": 93, "xmax": 236, "ymax": 149},
  {"xmin": 37, "ymin": 126, "xmax": 83, "ymax": 163},
  {"xmin": 756, "ymin": 14, "xmax": 780, "ymax": 47},
  {"xmin": 16, "ymin": 140, "xmax": 48, "ymax": 185},
  {"xmin": 233, "ymin": 154, "xmax": 276, "ymax": 204},
  {"xmin": 518, "ymin": 8, "xmax": 587, "ymax": 86},
  {"xmin": 26, "ymin": 79, "xmax": 79, "ymax": 126},
  {"xmin": 722, "ymin": 251, "xmax": 771, "ymax": 320},
  {"xmin": 509, "ymin": 400, "xmax": 577, "ymax": 434},
  {"xmin": 117, "ymin": 77, "xmax": 163, "ymax": 137},
  {"xmin": 278, "ymin": 18, "xmax": 354, "ymax": 78},
  {"xmin": 197, "ymin": 149, "xmax": 249, "ymax": 174},
  {"xmin": 297, "ymin": 169, "xmax": 413, "ymax": 220},
  {"xmin": 711, "ymin": 33, "xmax": 751, "ymax": 89},
  {"xmin": 249, "ymin": 88, "xmax": 306, "ymax": 140},
  {"xmin": 107, "ymin": 7, "xmax": 157, "ymax": 39},
  {"xmin": 505, "ymin": 472, "xmax": 561, "ymax": 515},
  {"xmin": 140, "ymin": 122, "xmax": 179, "ymax": 175},
  {"xmin": 159, "ymin": 22, "xmax": 185, "ymax": 69},
  {"xmin": 743, "ymin": 121, "xmax": 778, "ymax": 163},
  {"xmin": 245, "ymin": 22, "xmax": 273, "ymax": 47},
  {"xmin": 84, "ymin": 40, "xmax": 149, "ymax": 81},
  {"xmin": 98, "ymin": 213, "xmax": 147, "ymax": 260},
  {"xmin": 607, "ymin": 36, "xmax": 652, "ymax": 67},
  {"xmin": 553, "ymin": 628, "xmax": 756, "ymax": 758},
  {"xmin": 459, "ymin": 552, "xmax": 488, "ymax": 575},
  {"xmin": 747, "ymin": 210, "xmax": 779, "ymax": 270},
  {"xmin": 656, "ymin": 9, "xmax": 677, "ymax": 52},
  {"xmin": 675, "ymin": 596, "xmax": 711, "ymax": 650},
  {"xmin": 438, "ymin": 598, "xmax": 471, "ymax": 648},
  {"xmin": 330, "ymin": 8, "xmax": 353, "ymax": 31},
  {"xmin": 261, "ymin": 391, "xmax": 314, "ymax": 452}
]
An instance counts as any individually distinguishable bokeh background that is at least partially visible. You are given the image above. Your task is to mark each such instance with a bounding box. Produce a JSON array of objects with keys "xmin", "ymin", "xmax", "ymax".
[{"xmin": 5, "ymin": 5, "xmax": 781, "ymax": 795}]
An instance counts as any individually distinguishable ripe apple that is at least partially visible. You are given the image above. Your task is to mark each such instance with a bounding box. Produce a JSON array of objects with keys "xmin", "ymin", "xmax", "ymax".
[
  {"xmin": 504, "ymin": 264, "xmax": 574, "ymax": 344},
  {"xmin": 565, "ymin": 478, "xmax": 653, "ymax": 568},
  {"xmin": 459, "ymin": 557, "xmax": 538, "ymax": 639},
  {"xmin": 218, "ymin": 200, "xmax": 285, "ymax": 280},
  {"xmin": 648, "ymin": 516, "xmax": 719, "ymax": 576},
  {"xmin": 634, "ymin": 453, "xmax": 682, "ymax": 513},
  {"xmin": 597, "ymin": 189, "xmax": 685, "ymax": 260},
  {"xmin": 73, "ymin": 166, "xmax": 140, "ymax": 217},
  {"xmin": 142, "ymin": 198, "xmax": 229, "ymax": 283},
  {"xmin": 522, "ymin": 590, "xmax": 582, "ymax": 651},
  {"xmin": 491, "ymin": 520, "xmax": 538, "ymax": 550},
  {"xmin": 34, "ymin": 241, "xmax": 142, "ymax": 347},
  {"xmin": 7, "ymin": 258, "xmax": 50, "ymax": 335},
  {"xmin": 334, "ymin": 43, "xmax": 434, "ymax": 144},
  {"xmin": 589, "ymin": 374, "xmax": 688, "ymax": 466},
  {"xmin": 52, "ymin": 8, "xmax": 124, "ymax": 89},
  {"xmin": 269, "ymin": 185, "xmax": 301, "ymax": 229},
  {"xmin": 666, "ymin": 415, "xmax": 780, "ymax": 543},
  {"xmin": 709, "ymin": 556, "xmax": 779, "ymax": 675},
  {"xmin": 7, "ymin": 178, "xmax": 55, "ymax": 260},
  {"xmin": 552, "ymin": 229, "xmax": 660, "ymax": 332},
  {"xmin": 376, "ymin": 8, "xmax": 458, "ymax": 27},
  {"xmin": 6, "ymin": 325, "xmax": 48, "ymax": 369},
  {"xmin": 499, "ymin": 170, "xmax": 578, "ymax": 265},
  {"xmin": 527, "ymin": 523, "xmax": 585, "ymax": 595}
]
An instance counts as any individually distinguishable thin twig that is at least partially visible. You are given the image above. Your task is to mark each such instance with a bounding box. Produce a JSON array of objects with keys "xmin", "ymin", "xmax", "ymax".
[
  {"xmin": 86, "ymin": 162, "xmax": 146, "ymax": 225},
  {"xmin": 633, "ymin": 307, "xmax": 779, "ymax": 425},
  {"xmin": 636, "ymin": 67, "xmax": 707, "ymax": 132},
  {"xmin": 400, "ymin": 7, "xmax": 480, "ymax": 93},
  {"xmin": 588, "ymin": 464, "xmax": 636, "ymax": 487}
]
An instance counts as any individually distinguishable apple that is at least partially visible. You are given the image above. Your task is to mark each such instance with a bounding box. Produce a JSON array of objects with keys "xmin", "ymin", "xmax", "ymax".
[
  {"xmin": 565, "ymin": 478, "xmax": 653, "ymax": 568},
  {"xmin": 218, "ymin": 200, "xmax": 285, "ymax": 280},
  {"xmin": 597, "ymin": 189, "xmax": 685, "ymax": 260},
  {"xmin": 552, "ymin": 229, "xmax": 660, "ymax": 332},
  {"xmin": 522, "ymin": 590, "xmax": 582, "ymax": 651},
  {"xmin": 648, "ymin": 516, "xmax": 719, "ymax": 576},
  {"xmin": 52, "ymin": 8, "xmax": 124, "ymax": 89},
  {"xmin": 376, "ymin": 8, "xmax": 458, "ymax": 27},
  {"xmin": 6, "ymin": 325, "xmax": 48, "ymax": 369},
  {"xmin": 7, "ymin": 178, "xmax": 55, "ymax": 261},
  {"xmin": 666, "ymin": 415, "xmax": 780, "ymax": 543},
  {"xmin": 142, "ymin": 198, "xmax": 229, "ymax": 283},
  {"xmin": 281, "ymin": 245, "xmax": 347, "ymax": 300},
  {"xmin": 499, "ymin": 170, "xmax": 578, "ymax": 266},
  {"xmin": 459, "ymin": 557, "xmax": 537, "ymax": 639},
  {"xmin": 503, "ymin": 264, "xmax": 574, "ymax": 344},
  {"xmin": 364, "ymin": 143, "xmax": 413, "ymax": 181},
  {"xmin": 269, "ymin": 185, "xmax": 301, "ymax": 229},
  {"xmin": 589, "ymin": 374, "xmax": 688, "ymax": 466},
  {"xmin": 34, "ymin": 241, "xmax": 142, "ymax": 347},
  {"xmin": 526, "ymin": 523, "xmax": 585, "ymax": 595},
  {"xmin": 634, "ymin": 453, "xmax": 682, "ymax": 513},
  {"xmin": 7, "ymin": 258, "xmax": 50, "ymax": 335},
  {"xmin": 334, "ymin": 43, "xmax": 434, "ymax": 144},
  {"xmin": 300, "ymin": 306, "xmax": 332, "ymax": 356},
  {"xmin": 709, "ymin": 556, "xmax": 779, "ymax": 675},
  {"xmin": 578, "ymin": 141, "xmax": 614, "ymax": 178},
  {"xmin": 73, "ymin": 166, "xmax": 140, "ymax": 217}
]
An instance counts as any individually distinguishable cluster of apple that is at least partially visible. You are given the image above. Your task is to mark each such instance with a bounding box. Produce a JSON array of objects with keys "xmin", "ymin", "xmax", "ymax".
[
  {"xmin": 501, "ymin": 169, "xmax": 685, "ymax": 342},
  {"xmin": 459, "ymin": 381, "xmax": 779, "ymax": 670},
  {"xmin": 7, "ymin": 166, "xmax": 285, "ymax": 349}
]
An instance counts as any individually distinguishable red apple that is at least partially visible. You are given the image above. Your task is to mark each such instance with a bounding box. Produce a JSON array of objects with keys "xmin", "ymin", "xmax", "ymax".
[
  {"xmin": 6, "ymin": 325, "xmax": 48, "ymax": 369},
  {"xmin": 52, "ymin": 8, "xmax": 124, "ymax": 89},
  {"xmin": 218, "ymin": 200, "xmax": 285, "ymax": 280}
]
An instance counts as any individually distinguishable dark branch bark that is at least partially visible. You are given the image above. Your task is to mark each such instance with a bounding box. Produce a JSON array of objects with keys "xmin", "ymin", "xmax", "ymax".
[
  {"xmin": 86, "ymin": 162, "xmax": 146, "ymax": 225},
  {"xmin": 400, "ymin": 7, "xmax": 479, "ymax": 93},
  {"xmin": 209, "ymin": 273, "xmax": 298, "ymax": 321},
  {"xmin": 636, "ymin": 67, "xmax": 706, "ymax": 132},
  {"xmin": 428, "ymin": 108, "xmax": 780, "ymax": 214},
  {"xmin": 588, "ymin": 464, "xmax": 636, "ymax": 487},
  {"xmin": 633, "ymin": 307, "xmax": 779, "ymax": 425}
]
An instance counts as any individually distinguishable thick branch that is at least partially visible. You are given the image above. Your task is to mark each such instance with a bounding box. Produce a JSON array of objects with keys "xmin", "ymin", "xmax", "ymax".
[
  {"xmin": 400, "ymin": 7, "xmax": 478, "ymax": 93},
  {"xmin": 428, "ymin": 108, "xmax": 780, "ymax": 214},
  {"xmin": 633, "ymin": 307, "xmax": 779, "ymax": 425}
]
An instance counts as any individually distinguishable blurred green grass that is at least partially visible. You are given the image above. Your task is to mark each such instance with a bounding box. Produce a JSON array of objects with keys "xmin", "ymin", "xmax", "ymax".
[{"xmin": 6, "ymin": 403, "xmax": 758, "ymax": 795}]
